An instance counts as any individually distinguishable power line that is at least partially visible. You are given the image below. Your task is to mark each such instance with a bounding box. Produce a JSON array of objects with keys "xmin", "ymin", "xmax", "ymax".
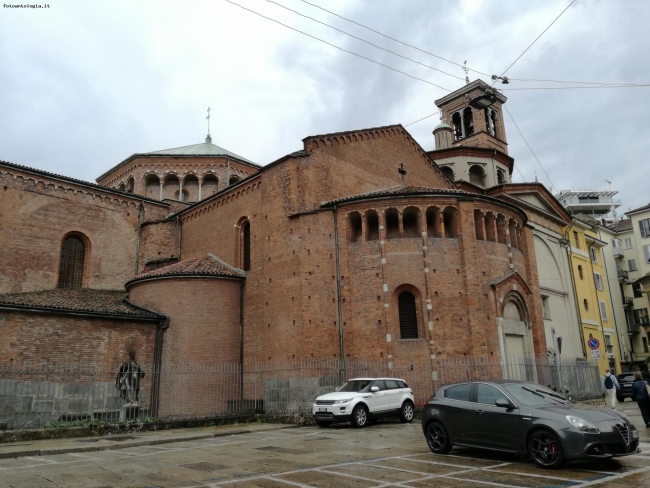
[
  {"xmin": 266, "ymin": 0, "xmax": 464, "ymax": 81},
  {"xmin": 224, "ymin": 0, "xmax": 452, "ymax": 91},
  {"xmin": 504, "ymin": 105, "xmax": 556, "ymax": 191},
  {"xmin": 492, "ymin": 0, "xmax": 576, "ymax": 86},
  {"xmin": 405, "ymin": 110, "xmax": 441, "ymax": 127},
  {"xmin": 298, "ymin": 0, "xmax": 490, "ymax": 78},
  {"xmin": 502, "ymin": 85, "xmax": 650, "ymax": 90},
  {"xmin": 509, "ymin": 78, "xmax": 649, "ymax": 86}
]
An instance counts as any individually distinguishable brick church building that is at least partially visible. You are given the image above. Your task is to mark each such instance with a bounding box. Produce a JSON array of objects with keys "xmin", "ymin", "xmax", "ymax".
[{"xmin": 0, "ymin": 80, "xmax": 562, "ymax": 418}]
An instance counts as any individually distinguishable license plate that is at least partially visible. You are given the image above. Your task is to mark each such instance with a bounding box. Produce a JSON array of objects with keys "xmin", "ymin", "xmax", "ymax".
[{"xmin": 319, "ymin": 408, "xmax": 328, "ymax": 412}]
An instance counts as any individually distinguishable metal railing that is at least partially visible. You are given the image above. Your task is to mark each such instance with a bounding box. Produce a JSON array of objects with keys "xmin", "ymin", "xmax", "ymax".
[{"xmin": 0, "ymin": 357, "xmax": 602, "ymax": 430}]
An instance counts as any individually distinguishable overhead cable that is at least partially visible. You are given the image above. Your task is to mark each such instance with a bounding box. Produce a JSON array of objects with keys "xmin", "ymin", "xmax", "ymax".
[
  {"xmin": 224, "ymin": 0, "xmax": 452, "ymax": 91},
  {"xmin": 492, "ymin": 0, "xmax": 576, "ymax": 86},
  {"xmin": 266, "ymin": 0, "xmax": 464, "ymax": 81},
  {"xmin": 504, "ymin": 106, "xmax": 556, "ymax": 191},
  {"xmin": 298, "ymin": 0, "xmax": 490, "ymax": 78}
]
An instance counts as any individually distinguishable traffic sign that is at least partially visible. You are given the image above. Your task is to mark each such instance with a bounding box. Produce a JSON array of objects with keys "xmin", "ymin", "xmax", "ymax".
[
  {"xmin": 588, "ymin": 338, "xmax": 600, "ymax": 350},
  {"xmin": 590, "ymin": 349, "xmax": 602, "ymax": 360}
]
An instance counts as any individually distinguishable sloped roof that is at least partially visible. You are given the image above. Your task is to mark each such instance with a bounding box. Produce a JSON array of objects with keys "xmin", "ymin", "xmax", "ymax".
[
  {"xmin": 146, "ymin": 141, "xmax": 256, "ymax": 164},
  {"xmin": 610, "ymin": 219, "xmax": 633, "ymax": 232},
  {"xmin": 321, "ymin": 185, "xmax": 476, "ymax": 206},
  {"xmin": 127, "ymin": 253, "xmax": 245, "ymax": 286},
  {"xmin": 626, "ymin": 202, "xmax": 650, "ymax": 216},
  {"xmin": 0, "ymin": 289, "xmax": 161, "ymax": 319}
]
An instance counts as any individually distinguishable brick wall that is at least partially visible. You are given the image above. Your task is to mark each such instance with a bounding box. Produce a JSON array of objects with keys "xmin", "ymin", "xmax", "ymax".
[
  {"xmin": 127, "ymin": 277, "xmax": 242, "ymax": 418},
  {"xmin": 0, "ymin": 167, "xmax": 169, "ymax": 293}
]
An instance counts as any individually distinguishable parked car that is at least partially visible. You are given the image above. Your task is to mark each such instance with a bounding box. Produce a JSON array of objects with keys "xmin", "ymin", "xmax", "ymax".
[
  {"xmin": 617, "ymin": 372, "xmax": 650, "ymax": 402},
  {"xmin": 421, "ymin": 380, "xmax": 639, "ymax": 469},
  {"xmin": 313, "ymin": 377, "xmax": 415, "ymax": 428}
]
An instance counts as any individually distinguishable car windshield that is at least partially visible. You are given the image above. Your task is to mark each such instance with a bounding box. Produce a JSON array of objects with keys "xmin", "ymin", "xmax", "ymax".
[
  {"xmin": 337, "ymin": 380, "xmax": 372, "ymax": 392},
  {"xmin": 504, "ymin": 383, "xmax": 569, "ymax": 406},
  {"xmin": 618, "ymin": 374, "xmax": 634, "ymax": 382}
]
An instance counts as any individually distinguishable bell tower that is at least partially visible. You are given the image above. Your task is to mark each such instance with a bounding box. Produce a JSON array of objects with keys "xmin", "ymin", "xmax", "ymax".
[{"xmin": 434, "ymin": 79, "xmax": 508, "ymax": 154}]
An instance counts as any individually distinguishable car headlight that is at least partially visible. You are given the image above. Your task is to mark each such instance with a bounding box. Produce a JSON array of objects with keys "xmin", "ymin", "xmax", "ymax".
[
  {"xmin": 333, "ymin": 399, "xmax": 349, "ymax": 404},
  {"xmin": 566, "ymin": 415, "xmax": 600, "ymax": 433}
]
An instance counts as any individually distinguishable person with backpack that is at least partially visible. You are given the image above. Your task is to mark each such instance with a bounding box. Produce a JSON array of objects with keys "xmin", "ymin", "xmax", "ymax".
[
  {"xmin": 602, "ymin": 370, "xmax": 620, "ymax": 409},
  {"xmin": 630, "ymin": 371, "xmax": 650, "ymax": 428}
]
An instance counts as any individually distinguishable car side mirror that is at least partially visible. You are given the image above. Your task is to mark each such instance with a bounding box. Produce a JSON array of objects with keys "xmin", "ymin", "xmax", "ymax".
[
  {"xmin": 370, "ymin": 386, "xmax": 379, "ymax": 392},
  {"xmin": 495, "ymin": 399, "xmax": 513, "ymax": 408}
]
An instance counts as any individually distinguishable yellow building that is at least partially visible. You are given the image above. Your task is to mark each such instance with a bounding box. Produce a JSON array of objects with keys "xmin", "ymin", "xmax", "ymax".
[{"xmin": 565, "ymin": 218, "xmax": 621, "ymax": 375}]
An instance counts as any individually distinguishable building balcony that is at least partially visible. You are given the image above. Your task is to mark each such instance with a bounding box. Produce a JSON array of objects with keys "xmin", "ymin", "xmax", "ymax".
[
  {"xmin": 618, "ymin": 269, "xmax": 629, "ymax": 280},
  {"xmin": 623, "ymin": 296, "xmax": 634, "ymax": 306},
  {"xmin": 628, "ymin": 322, "xmax": 640, "ymax": 334},
  {"xmin": 613, "ymin": 246, "xmax": 624, "ymax": 258}
]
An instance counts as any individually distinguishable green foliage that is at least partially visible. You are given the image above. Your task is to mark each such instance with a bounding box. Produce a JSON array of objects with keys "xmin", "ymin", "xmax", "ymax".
[{"xmin": 45, "ymin": 419, "xmax": 100, "ymax": 428}]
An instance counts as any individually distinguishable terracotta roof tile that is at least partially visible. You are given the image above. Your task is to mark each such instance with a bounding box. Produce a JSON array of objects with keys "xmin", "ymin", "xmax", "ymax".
[
  {"xmin": 0, "ymin": 289, "xmax": 161, "ymax": 318},
  {"xmin": 610, "ymin": 219, "xmax": 633, "ymax": 232},
  {"xmin": 128, "ymin": 254, "xmax": 245, "ymax": 285}
]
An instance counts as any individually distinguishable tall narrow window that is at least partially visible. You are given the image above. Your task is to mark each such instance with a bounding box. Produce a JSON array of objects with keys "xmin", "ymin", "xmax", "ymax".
[
  {"xmin": 451, "ymin": 112, "xmax": 462, "ymax": 141},
  {"xmin": 385, "ymin": 208, "xmax": 400, "ymax": 239},
  {"xmin": 443, "ymin": 207, "xmax": 458, "ymax": 238},
  {"xmin": 347, "ymin": 212, "xmax": 362, "ymax": 243},
  {"xmin": 242, "ymin": 221, "xmax": 251, "ymax": 271},
  {"xmin": 57, "ymin": 234, "xmax": 87, "ymax": 288},
  {"xmin": 398, "ymin": 291, "xmax": 418, "ymax": 339},
  {"xmin": 402, "ymin": 207, "xmax": 421, "ymax": 238},
  {"xmin": 462, "ymin": 107, "xmax": 474, "ymax": 137}
]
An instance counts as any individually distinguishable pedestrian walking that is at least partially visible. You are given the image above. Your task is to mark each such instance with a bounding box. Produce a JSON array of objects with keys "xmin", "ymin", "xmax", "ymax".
[
  {"xmin": 602, "ymin": 370, "xmax": 620, "ymax": 409},
  {"xmin": 630, "ymin": 371, "xmax": 650, "ymax": 428}
]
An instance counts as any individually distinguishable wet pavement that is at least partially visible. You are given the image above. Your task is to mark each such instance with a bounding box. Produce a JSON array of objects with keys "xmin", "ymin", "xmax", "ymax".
[{"xmin": 0, "ymin": 400, "xmax": 649, "ymax": 487}]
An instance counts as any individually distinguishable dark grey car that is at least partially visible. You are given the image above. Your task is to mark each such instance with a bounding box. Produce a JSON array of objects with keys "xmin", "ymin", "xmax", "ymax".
[{"xmin": 421, "ymin": 381, "xmax": 640, "ymax": 469}]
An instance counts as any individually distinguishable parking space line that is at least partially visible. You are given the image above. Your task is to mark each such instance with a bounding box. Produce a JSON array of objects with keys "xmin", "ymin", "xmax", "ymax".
[
  {"xmin": 317, "ymin": 466, "xmax": 426, "ymax": 484},
  {"xmin": 444, "ymin": 475, "xmax": 526, "ymax": 488},
  {"xmin": 395, "ymin": 456, "xmax": 476, "ymax": 469},
  {"xmin": 360, "ymin": 461, "xmax": 451, "ymax": 476},
  {"xmin": 484, "ymin": 467, "xmax": 580, "ymax": 482},
  {"xmin": 571, "ymin": 466, "xmax": 650, "ymax": 486}
]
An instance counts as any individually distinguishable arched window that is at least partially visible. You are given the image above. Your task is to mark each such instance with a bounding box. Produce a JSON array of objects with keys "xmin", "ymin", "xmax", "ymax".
[
  {"xmin": 496, "ymin": 214, "xmax": 507, "ymax": 244},
  {"xmin": 469, "ymin": 165, "xmax": 485, "ymax": 187},
  {"xmin": 202, "ymin": 173, "xmax": 218, "ymax": 197},
  {"xmin": 440, "ymin": 166, "xmax": 455, "ymax": 181},
  {"xmin": 57, "ymin": 234, "xmax": 87, "ymax": 289},
  {"xmin": 162, "ymin": 174, "xmax": 180, "ymax": 200},
  {"xmin": 474, "ymin": 210, "xmax": 484, "ymax": 241},
  {"xmin": 508, "ymin": 219, "xmax": 518, "ymax": 250},
  {"xmin": 583, "ymin": 299, "xmax": 589, "ymax": 311},
  {"xmin": 426, "ymin": 207, "xmax": 441, "ymax": 238},
  {"xmin": 484, "ymin": 212, "xmax": 496, "ymax": 242},
  {"xmin": 443, "ymin": 207, "xmax": 458, "ymax": 238},
  {"xmin": 126, "ymin": 177, "xmax": 134, "ymax": 193},
  {"xmin": 118, "ymin": 182, "xmax": 126, "ymax": 192},
  {"xmin": 496, "ymin": 169, "xmax": 506, "ymax": 185},
  {"xmin": 451, "ymin": 112, "xmax": 462, "ymax": 141},
  {"xmin": 402, "ymin": 207, "xmax": 421, "ymax": 238},
  {"xmin": 183, "ymin": 174, "xmax": 199, "ymax": 202},
  {"xmin": 463, "ymin": 107, "xmax": 474, "ymax": 137},
  {"xmin": 229, "ymin": 175, "xmax": 241, "ymax": 186},
  {"xmin": 241, "ymin": 220, "xmax": 251, "ymax": 271},
  {"xmin": 398, "ymin": 291, "xmax": 418, "ymax": 339},
  {"xmin": 365, "ymin": 210, "xmax": 379, "ymax": 241},
  {"xmin": 491, "ymin": 110, "xmax": 498, "ymax": 138},
  {"xmin": 347, "ymin": 212, "xmax": 362, "ymax": 243},
  {"xmin": 385, "ymin": 208, "xmax": 400, "ymax": 239},
  {"xmin": 144, "ymin": 174, "xmax": 160, "ymax": 200},
  {"xmin": 578, "ymin": 265, "xmax": 584, "ymax": 280}
]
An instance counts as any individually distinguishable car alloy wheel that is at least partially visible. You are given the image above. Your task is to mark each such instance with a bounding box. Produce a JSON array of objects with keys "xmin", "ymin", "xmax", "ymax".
[
  {"xmin": 351, "ymin": 405, "xmax": 368, "ymax": 428},
  {"xmin": 425, "ymin": 421, "xmax": 452, "ymax": 454},
  {"xmin": 399, "ymin": 401, "xmax": 414, "ymax": 423},
  {"xmin": 528, "ymin": 430, "xmax": 565, "ymax": 469}
]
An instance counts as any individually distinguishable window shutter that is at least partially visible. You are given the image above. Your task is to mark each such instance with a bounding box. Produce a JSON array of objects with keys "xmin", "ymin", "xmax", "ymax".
[
  {"xmin": 599, "ymin": 301, "xmax": 608, "ymax": 322},
  {"xmin": 629, "ymin": 259, "xmax": 638, "ymax": 271},
  {"xmin": 594, "ymin": 273, "xmax": 603, "ymax": 290},
  {"xmin": 644, "ymin": 244, "xmax": 650, "ymax": 263}
]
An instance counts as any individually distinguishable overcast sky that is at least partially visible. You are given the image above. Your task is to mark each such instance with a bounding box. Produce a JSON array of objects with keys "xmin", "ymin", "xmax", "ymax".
[{"xmin": 1, "ymin": 0, "xmax": 648, "ymax": 214}]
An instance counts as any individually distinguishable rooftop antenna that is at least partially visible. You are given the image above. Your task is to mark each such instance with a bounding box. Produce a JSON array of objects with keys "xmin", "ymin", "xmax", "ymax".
[
  {"xmin": 462, "ymin": 61, "xmax": 470, "ymax": 85},
  {"xmin": 604, "ymin": 179, "xmax": 612, "ymax": 191},
  {"xmin": 205, "ymin": 107, "xmax": 212, "ymax": 143}
]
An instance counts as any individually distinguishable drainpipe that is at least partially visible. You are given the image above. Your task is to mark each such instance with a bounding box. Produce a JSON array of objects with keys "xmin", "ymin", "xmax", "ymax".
[
  {"xmin": 177, "ymin": 215, "xmax": 182, "ymax": 261},
  {"xmin": 333, "ymin": 205, "xmax": 345, "ymax": 379},
  {"xmin": 597, "ymin": 227, "xmax": 625, "ymax": 368},
  {"xmin": 124, "ymin": 298, "xmax": 168, "ymax": 418},
  {"xmin": 239, "ymin": 279, "xmax": 245, "ymax": 403},
  {"xmin": 134, "ymin": 201, "xmax": 144, "ymax": 275},
  {"xmin": 564, "ymin": 222, "xmax": 588, "ymax": 358}
]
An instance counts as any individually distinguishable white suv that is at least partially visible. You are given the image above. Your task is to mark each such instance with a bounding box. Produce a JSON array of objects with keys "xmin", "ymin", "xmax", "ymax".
[{"xmin": 313, "ymin": 377, "xmax": 415, "ymax": 428}]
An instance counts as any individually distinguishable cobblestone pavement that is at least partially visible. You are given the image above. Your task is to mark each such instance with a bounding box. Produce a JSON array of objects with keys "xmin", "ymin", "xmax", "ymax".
[{"xmin": 1, "ymin": 402, "xmax": 650, "ymax": 487}]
